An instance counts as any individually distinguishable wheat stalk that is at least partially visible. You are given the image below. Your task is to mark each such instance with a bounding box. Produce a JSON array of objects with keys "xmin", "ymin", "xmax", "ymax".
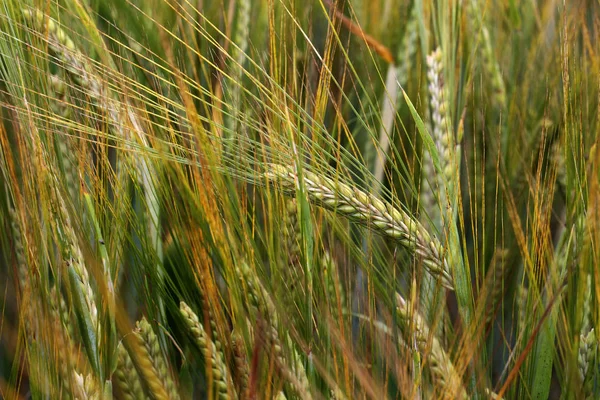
[{"xmin": 265, "ymin": 164, "xmax": 453, "ymax": 289}]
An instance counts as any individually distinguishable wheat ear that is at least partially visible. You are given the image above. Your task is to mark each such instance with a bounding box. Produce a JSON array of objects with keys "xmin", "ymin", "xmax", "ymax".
[
  {"xmin": 228, "ymin": 0, "xmax": 251, "ymax": 138},
  {"xmin": 48, "ymin": 73, "xmax": 79, "ymax": 204},
  {"xmin": 8, "ymin": 206, "xmax": 29, "ymax": 294},
  {"xmin": 427, "ymin": 48, "xmax": 456, "ymax": 188},
  {"xmin": 466, "ymin": 0, "xmax": 506, "ymax": 108},
  {"xmin": 48, "ymin": 296, "xmax": 87, "ymax": 399},
  {"xmin": 483, "ymin": 248, "xmax": 510, "ymax": 326},
  {"xmin": 578, "ymin": 328, "xmax": 596, "ymax": 398},
  {"xmin": 114, "ymin": 342, "xmax": 149, "ymax": 400},
  {"xmin": 266, "ymin": 165, "xmax": 453, "ymax": 289},
  {"xmin": 24, "ymin": 6, "xmax": 167, "ymax": 343},
  {"xmin": 255, "ymin": 317, "xmax": 312, "ymax": 400},
  {"xmin": 230, "ymin": 331, "xmax": 250, "ymax": 399},
  {"xmin": 237, "ymin": 262, "xmax": 312, "ymax": 398},
  {"xmin": 128, "ymin": 322, "xmax": 172, "ymax": 400},
  {"xmin": 395, "ymin": 293, "xmax": 467, "ymax": 399},
  {"xmin": 577, "ymin": 272, "xmax": 596, "ymax": 398},
  {"xmin": 23, "ymin": 8, "xmax": 162, "ymax": 262},
  {"xmin": 180, "ymin": 301, "xmax": 236, "ymax": 400},
  {"xmin": 136, "ymin": 318, "xmax": 180, "ymax": 400},
  {"xmin": 322, "ymin": 251, "xmax": 346, "ymax": 315},
  {"xmin": 283, "ymin": 199, "xmax": 301, "ymax": 265}
]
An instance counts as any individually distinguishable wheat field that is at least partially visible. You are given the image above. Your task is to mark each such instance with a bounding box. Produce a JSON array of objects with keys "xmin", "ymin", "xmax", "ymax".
[{"xmin": 0, "ymin": 0, "xmax": 598, "ymax": 399}]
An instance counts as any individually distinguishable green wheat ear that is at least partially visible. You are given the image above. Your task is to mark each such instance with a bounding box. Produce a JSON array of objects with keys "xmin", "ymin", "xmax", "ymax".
[
  {"xmin": 114, "ymin": 342, "xmax": 149, "ymax": 400},
  {"xmin": 236, "ymin": 262, "xmax": 312, "ymax": 398},
  {"xmin": 395, "ymin": 293, "xmax": 467, "ymax": 399},
  {"xmin": 135, "ymin": 318, "xmax": 180, "ymax": 400},
  {"xmin": 266, "ymin": 164, "xmax": 453, "ymax": 289},
  {"xmin": 180, "ymin": 301, "xmax": 236, "ymax": 400},
  {"xmin": 128, "ymin": 321, "xmax": 171, "ymax": 400}
]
